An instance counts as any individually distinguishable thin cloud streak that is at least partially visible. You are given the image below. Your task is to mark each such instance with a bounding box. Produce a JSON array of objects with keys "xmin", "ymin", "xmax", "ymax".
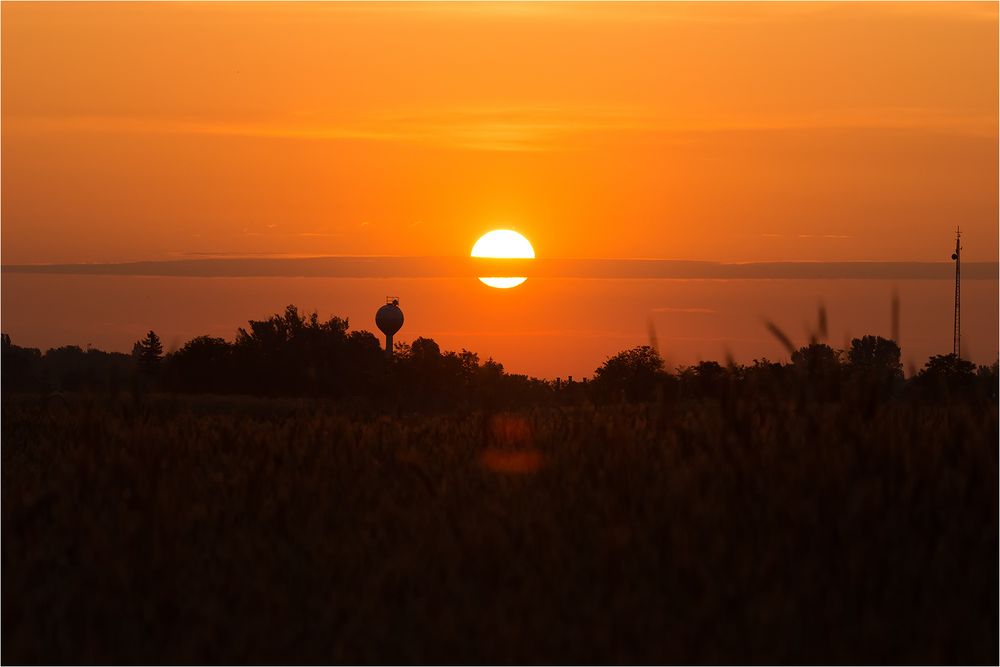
[
  {"xmin": 311, "ymin": 2, "xmax": 998, "ymax": 26},
  {"xmin": 6, "ymin": 103, "xmax": 995, "ymax": 153}
]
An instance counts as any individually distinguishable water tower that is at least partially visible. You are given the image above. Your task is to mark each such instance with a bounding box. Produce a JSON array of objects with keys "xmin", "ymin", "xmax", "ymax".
[{"xmin": 375, "ymin": 297, "xmax": 404, "ymax": 356}]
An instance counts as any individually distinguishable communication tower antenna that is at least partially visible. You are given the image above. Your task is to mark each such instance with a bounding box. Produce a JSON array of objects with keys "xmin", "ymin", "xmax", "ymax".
[{"xmin": 951, "ymin": 227, "xmax": 961, "ymax": 357}]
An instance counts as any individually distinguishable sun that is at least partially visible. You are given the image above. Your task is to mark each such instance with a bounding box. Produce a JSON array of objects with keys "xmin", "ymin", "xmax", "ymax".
[{"xmin": 471, "ymin": 230, "xmax": 535, "ymax": 289}]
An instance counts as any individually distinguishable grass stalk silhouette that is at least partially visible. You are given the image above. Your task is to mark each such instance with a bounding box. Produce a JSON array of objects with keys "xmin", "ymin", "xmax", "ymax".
[{"xmin": 763, "ymin": 319, "xmax": 796, "ymax": 356}]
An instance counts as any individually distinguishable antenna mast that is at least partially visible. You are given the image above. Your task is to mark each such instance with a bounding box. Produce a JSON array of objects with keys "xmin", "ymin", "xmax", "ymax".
[{"xmin": 951, "ymin": 227, "xmax": 961, "ymax": 357}]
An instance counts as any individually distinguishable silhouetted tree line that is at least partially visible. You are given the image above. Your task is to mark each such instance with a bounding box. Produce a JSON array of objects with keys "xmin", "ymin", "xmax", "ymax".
[
  {"xmin": 2, "ymin": 308, "xmax": 997, "ymax": 409},
  {"xmin": 1, "ymin": 333, "xmax": 133, "ymax": 393},
  {"xmin": 589, "ymin": 337, "xmax": 997, "ymax": 407}
]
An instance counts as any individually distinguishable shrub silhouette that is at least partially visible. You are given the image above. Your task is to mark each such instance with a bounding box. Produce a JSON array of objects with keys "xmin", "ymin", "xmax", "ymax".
[
  {"xmin": 912, "ymin": 352, "xmax": 979, "ymax": 401},
  {"xmin": 791, "ymin": 342, "xmax": 843, "ymax": 401},
  {"xmin": 162, "ymin": 336, "xmax": 234, "ymax": 394},
  {"xmin": 676, "ymin": 360, "xmax": 729, "ymax": 400},
  {"xmin": 1, "ymin": 334, "xmax": 43, "ymax": 392},
  {"xmin": 845, "ymin": 335, "xmax": 904, "ymax": 405},
  {"xmin": 2, "ymin": 336, "xmax": 131, "ymax": 393},
  {"xmin": 848, "ymin": 335, "xmax": 903, "ymax": 378},
  {"xmin": 592, "ymin": 345, "xmax": 665, "ymax": 403},
  {"xmin": 224, "ymin": 305, "xmax": 389, "ymax": 397}
]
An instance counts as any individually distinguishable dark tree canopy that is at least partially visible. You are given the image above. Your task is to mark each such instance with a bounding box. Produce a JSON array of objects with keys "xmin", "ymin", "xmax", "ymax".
[
  {"xmin": 592, "ymin": 345, "xmax": 665, "ymax": 403},
  {"xmin": 792, "ymin": 342, "xmax": 842, "ymax": 375},
  {"xmin": 1, "ymin": 310, "xmax": 996, "ymax": 408},
  {"xmin": 848, "ymin": 335, "xmax": 903, "ymax": 379},
  {"xmin": 134, "ymin": 331, "xmax": 164, "ymax": 376},
  {"xmin": 910, "ymin": 353, "xmax": 984, "ymax": 401},
  {"xmin": 163, "ymin": 336, "xmax": 233, "ymax": 394},
  {"xmin": 920, "ymin": 353, "xmax": 977, "ymax": 378},
  {"xmin": 790, "ymin": 343, "xmax": 844, "ymax": 400}
]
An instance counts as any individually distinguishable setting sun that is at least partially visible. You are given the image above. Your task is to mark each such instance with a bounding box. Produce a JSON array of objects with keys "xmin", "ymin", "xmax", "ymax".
[{"xmin": 470, "ymin": 229, "xmax": 535, "ymax": 289}]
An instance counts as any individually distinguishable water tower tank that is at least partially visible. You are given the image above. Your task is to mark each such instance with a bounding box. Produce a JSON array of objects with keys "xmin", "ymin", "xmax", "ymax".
[{"xmin": 376, "ymin": 297, "xmax": 404, "ymax": 355}]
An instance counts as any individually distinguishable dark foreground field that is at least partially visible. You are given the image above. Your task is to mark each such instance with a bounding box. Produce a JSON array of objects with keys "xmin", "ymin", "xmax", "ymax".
[{"xmin": 3, "ymin": 394, "xmax": 997, "ymax": 664}]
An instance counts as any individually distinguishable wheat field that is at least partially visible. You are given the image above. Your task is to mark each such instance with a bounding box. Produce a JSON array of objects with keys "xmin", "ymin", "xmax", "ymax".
[{"xmin": 3, "ymin": 393, "xmax": 997, "ymax": 663}]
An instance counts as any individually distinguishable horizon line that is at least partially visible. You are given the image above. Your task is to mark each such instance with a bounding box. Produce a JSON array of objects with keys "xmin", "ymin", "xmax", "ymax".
[{"xmin": 3, "ymin": 256, "xmax": 997, "ymax": 281}]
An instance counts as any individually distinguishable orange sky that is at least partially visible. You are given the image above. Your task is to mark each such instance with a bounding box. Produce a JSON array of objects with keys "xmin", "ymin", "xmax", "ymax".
[
  {"xmin": 1, "ymin": 2, "xmax": 998, "ymax": 376},
  {"xmin": 3, "ymin": 1, "xmax": 997, "ymax": 265}
]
